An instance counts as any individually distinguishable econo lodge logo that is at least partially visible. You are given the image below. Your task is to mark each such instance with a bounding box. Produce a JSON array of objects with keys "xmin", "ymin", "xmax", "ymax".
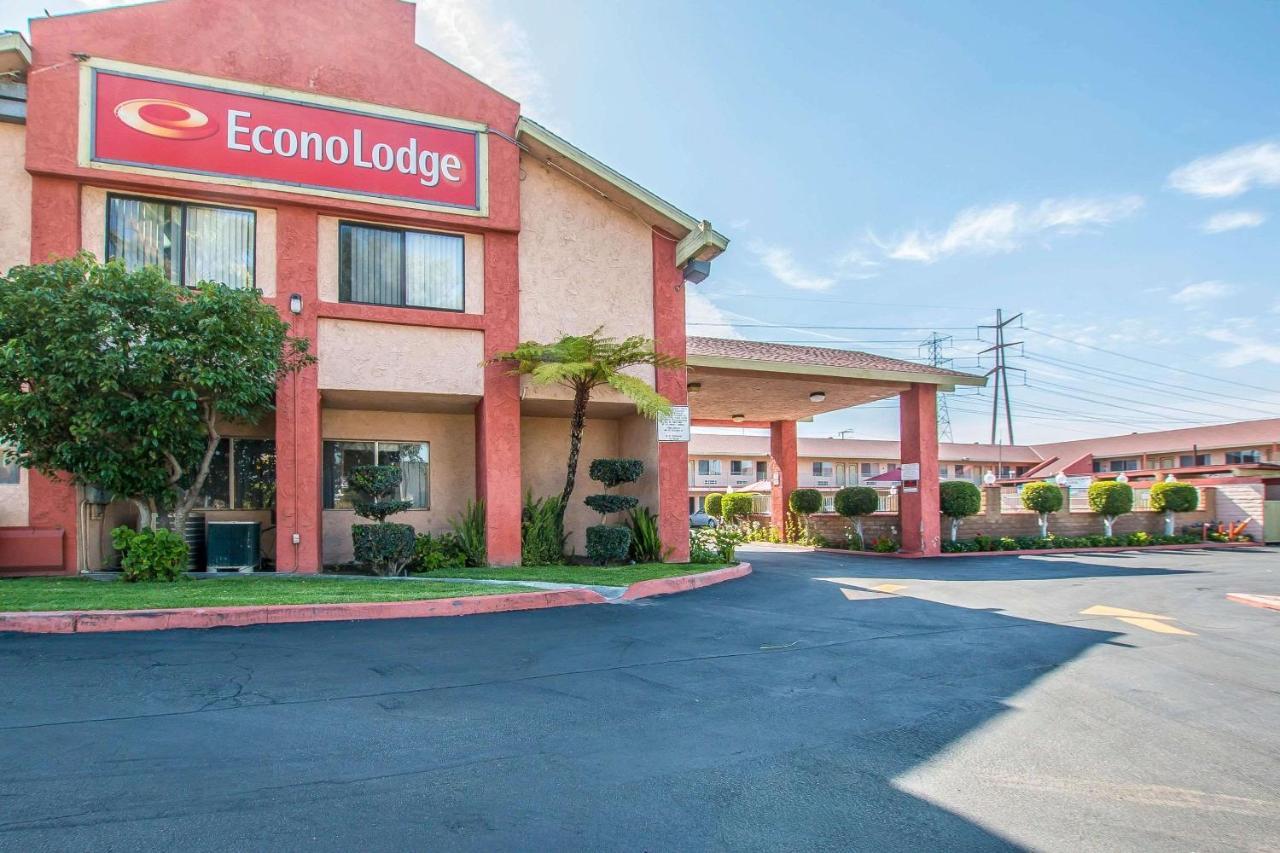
[{"xmin": 113, "ymin": 98, "xmax": 219, "ymax": 140}]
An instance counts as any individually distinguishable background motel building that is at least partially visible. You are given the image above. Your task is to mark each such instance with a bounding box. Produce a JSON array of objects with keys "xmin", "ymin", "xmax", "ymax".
[{"xmin": 0, "ymin": 0, "xmax": 972, "ymax": 573}]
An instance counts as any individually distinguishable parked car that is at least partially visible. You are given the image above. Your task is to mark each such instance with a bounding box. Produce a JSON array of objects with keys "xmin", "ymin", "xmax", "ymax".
[{"xmin": 690, "ymin": 511, "xmax": 719, "ymax": 529}]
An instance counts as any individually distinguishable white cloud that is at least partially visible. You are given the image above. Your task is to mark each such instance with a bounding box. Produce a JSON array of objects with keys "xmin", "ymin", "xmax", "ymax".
[
  {"xmin": 1168, "ymin": 142, "xmax": 1280, "ymax": 198},
  {"xmin": 750, "ymin": 244, "xmax": 836, "ymax": 291},
  {"xmin": 1200, "ymin": 210, "xmax": 1267, "ymax": 233},
  {"xmin": 415, "ymin": 0, "xmax": 554, "ymax": 123},
  {"xmin": 1204, "ymin": 329, "xmax": 1280, "ymax": 367},
  {"xmin": 685, "ymin": 291, "xmax": 744, "ymax": 339},
  {"xmin": 881, "ymin": 195, "xmax": 1143, "ymax": 263},
  {"xmin": 1170, "ymin": 280, "xmax": 1234, "ymax": 306}
]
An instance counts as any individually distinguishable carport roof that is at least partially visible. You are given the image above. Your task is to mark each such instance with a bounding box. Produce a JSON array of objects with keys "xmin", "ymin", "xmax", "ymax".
[{"xmin": 686, "ymin": 337, "xmax": 985, "ymax": 387}]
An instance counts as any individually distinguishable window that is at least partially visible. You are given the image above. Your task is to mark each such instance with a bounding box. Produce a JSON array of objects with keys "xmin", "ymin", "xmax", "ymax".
[
  {"xmin": 339, "ymin": 222, "xmax": 464, "ymax": 311},
  {"xmin": 730, "ymin": 460, "xmax": 749, "ymax": 476},
  {"xmin": 756, "ymin": 461, "xmax": 768, "ymax": 481},
  {"xmin": 323, "ymin": 440, "xmax": 430, "ymax": 509},
  {"xmin": 860, "ymin": 462, "xmax": 873, "ymax": 477},
  {"xmin": 696, "ymin": 459, "xmax": 721, "ymax": 476},
  {"xmin": 192, "ymin": 439, "xmax": 276, "ymax": 510},
  {"xmin": 0, "ymin": 459, "xmax": 19, "ymax": 485},
  {"xmin": 954, "ymin": 464, "xmax": 967, "ymax": 479},
  {"xmin": 107, "ymin": 195, "xmax": 255, "ymax": 289},
  {"xmin": 812, "ymin": 462, "xmax": 833, "ymax": 478},
  {"xmin": 1226, "ymin": 450, "xmax": 1262, "ymax": 464},
  {"xmin": 1179, "ymin": 454, "xmax": 1211, "ymax": 467},
  {"xmin": 1109, "ymin": 459, "xmax": 1139, "ymax": 472}
]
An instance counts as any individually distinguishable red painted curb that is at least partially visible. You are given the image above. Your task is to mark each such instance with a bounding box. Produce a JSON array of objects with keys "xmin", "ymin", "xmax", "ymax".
[
  {"xmin": 0, "ymin": 587, "xmax": 609, "ymax": 635},
  {"xmin": 816, "ymin": 542, "xmax": 1261, "ymax": 560},
  {"xmin": 620, "ymin": 562, "xmax": 752, "ymax": 601},
  {"xmin": 1227, "ymin": 593, "xmax": 1280, "ymax": 612}
]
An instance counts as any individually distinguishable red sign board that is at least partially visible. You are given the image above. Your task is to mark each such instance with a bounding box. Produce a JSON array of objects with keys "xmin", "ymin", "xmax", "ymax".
[{"xmin": 89, "ymin": 68, "xmax": 483, "ymax": 212}]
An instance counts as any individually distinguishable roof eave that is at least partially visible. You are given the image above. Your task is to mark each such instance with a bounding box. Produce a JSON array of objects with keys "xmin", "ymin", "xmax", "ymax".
[
  {"xmin": 686, "ymin": 354, "xmax": 987, "ymax": 390},
  {"xmin": 515, "ymin": 116, "xmax": 729, "ymax": 265}
]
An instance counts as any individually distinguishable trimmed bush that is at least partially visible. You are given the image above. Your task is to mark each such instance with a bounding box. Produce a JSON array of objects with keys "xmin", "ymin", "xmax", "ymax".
[
  {"xmin": 348, "ymin": 465, "xmax": 412, "ymax": 522},
  {"xmin": 1020, "ymin": 481, "xmax": 1064, "ymax": 538},
  {"xmin": 584, "ymin": 494, "xmax": 640, "ymax": 516},
  {"xmin": 1151, "ymin": 480, "xmax": 1198, "ymax": 535},
  {"xmin": 1087, "ymin": 480, "xmax": 1133, "ymax": 536},
  {"xmin": 721, "ymin": 492, "xmax": 755, "ymax": 521},
  {"xmin": 586, "ymin": 524, "xmax": 632, "ymax": 565},
  {"xmin": 939, "ymin": 481, "xmax": 982, "ymax": 541},
  {"xmin": 703, "ymin": 493, "xmax": 724, "ymax": 517},
  {"xmin": 834, "ymin": 485, "xmax": 878, "ymax": 546},
  {"xmin": 111, "ymin": 526, "xmax": 188, "ymax": 583},
  {"xmin": 411, "ymin": 531, "xmax": 466, "ymax": 572},
  {"xmin": 588, "ymin": 458, "xmax": 645, "ymax": 488},
  {"xmin": 789, "ymin": 488, "xmax": 823, "ymax": 515},
  {"xmin": 353, "ymin": 523, "xmax": 416, "ymax": 575}
]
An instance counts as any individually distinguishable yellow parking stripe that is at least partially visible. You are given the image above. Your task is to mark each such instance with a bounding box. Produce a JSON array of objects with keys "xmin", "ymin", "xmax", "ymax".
[
  {"xmin": 1116, "ymin": 617, "xmax": 1196, "ymax": 636},
  {"xmin": 869, "ymin": 583, "xmax": 908, "ymax": 594},
  {"xmin": 1080, "ymin": 604, "xmax": 1196, "ymax": 636}
]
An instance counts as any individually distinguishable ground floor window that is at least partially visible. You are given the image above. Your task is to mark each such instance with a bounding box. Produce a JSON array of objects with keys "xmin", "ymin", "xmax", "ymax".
[
  {"xmin": 0, "ymin": 459, "xmax": 19, "ymax": 484},
  {"xmin": 323, "ymin": 440, "xmax": 429, "ymax": 509},
  {"xmin": 193, "ymin": 438, "xmax": 276, "ymax": 510}
]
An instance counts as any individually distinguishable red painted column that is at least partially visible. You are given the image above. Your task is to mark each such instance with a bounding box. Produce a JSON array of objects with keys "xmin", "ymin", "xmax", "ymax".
[
  {"xmin": 653, "ymin": 233, "xmax": 689, "ymax": 562},
  {"xmin": 477, "ymin": 231, "xmax": 521, "ymax": 565},
  {"xmin": 899, "ymin": 383, "xmax": 941, "ymax": 555},
  {"xmin": 273, "ymin": 206, "xmax": 323, "ymax": 572},
  {"xmin": 769, "ymin": 420, "xmax": 798, "ymax": 539},
  {"xmin": 27, "ymin": 175, "xmax": 81, "ymax": 572}
]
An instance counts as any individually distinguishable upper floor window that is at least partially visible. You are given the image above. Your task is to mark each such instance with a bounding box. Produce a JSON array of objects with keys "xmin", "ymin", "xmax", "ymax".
[
  {"xmin": 1109, "ymin": 459, "xmax": 1139, "ymax": 472},
  {"xmin": 696, "ymin": 459, "xmax": 721, "ymax": 477},
  {"xmin": 730, "ymin": 460, "xmax": 749, "ymax": 476},
  {"xmin": 339, "ymin": 222, "xmax": 464, "ymax": 311},
  {"xmin": 1226, "ymin": 449, "xmax": 1262, "ymax": 464},
  {"xmin": 1180, "ymin": 453, "xmax": 1211, "ymax": 467},
  {"xmin": 107, "ymin": 195, "xmax": 255, "ymax": 290},
  {"xmin": 812, "ymin": 462, "xmax": 834, "ymax": 478},
  {"xmin": 755, "ymin": 461, "xmax": 768, "ymax": 481}
]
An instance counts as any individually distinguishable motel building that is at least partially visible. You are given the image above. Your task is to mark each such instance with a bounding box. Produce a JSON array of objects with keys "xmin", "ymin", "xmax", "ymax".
[{"xmin": 0, "ymin": 0, "xmax": 981, "ymax": 575}]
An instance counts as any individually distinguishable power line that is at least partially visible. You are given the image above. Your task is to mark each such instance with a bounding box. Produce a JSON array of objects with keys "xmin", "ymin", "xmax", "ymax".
[
  {"xmin": 688, "ymin": 323, "xmax": 976, "ymax": 331},
  {"xmin": 978, "ymin": 309, "xmax": 1022, "ymax": 444},
  {"xmin": 921, "ymin": 333, "xmax": 955, "ymax": 442}
]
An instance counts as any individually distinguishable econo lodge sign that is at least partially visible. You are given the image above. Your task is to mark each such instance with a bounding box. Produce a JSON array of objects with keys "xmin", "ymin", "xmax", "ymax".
[{"xmin": 84, "ymin": 63, "xmax": 486, "ymax": 213}]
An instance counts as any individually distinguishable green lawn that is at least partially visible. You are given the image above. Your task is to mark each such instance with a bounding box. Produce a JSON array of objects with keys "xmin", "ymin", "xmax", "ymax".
[
  {"xmin": 0, "ymin": 576, "xmax": 533, "ymax": 613},
  {"xmin": 425, "ymin": 562, "xmax": 730, "ymax": 586}
]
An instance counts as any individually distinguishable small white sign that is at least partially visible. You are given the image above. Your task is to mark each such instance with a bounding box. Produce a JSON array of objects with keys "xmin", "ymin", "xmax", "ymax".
[
  {"xmin": 657, "ymin": 405, "xmax": 690, "ymax": 442},
  {"xmin": 901, "ymin": 462, "xmax": 920, "ymax": 481},
  {"xmin": 1061, "ymin": 476, "xmax": 1092, "ymax": 490}
]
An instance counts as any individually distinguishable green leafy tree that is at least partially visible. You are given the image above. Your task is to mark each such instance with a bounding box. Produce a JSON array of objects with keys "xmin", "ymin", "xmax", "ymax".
[
  {"xmin": 1020, "ymin": 481, "xmax": 1064, "ymax": 538},
  {"xmin": 788, "ymin": 488, "xmax": 823, "ymax": 541},
  {"xmin": 490, "ymin": 330, "xmax": 681, "ymax": 525},
  {"xmin": 1150, "ymin": 480, "xmax": 1198, "ymax": 535},
  {"xmin": 703, "ymin": 493, "xmax": 724, "ymax": 517},
  {"xmin": 834, "ymin": 486, "xmax": 879, "ymax": 545},
  {"xmin": 1087, "ymin": 480, "xmax": 1133, "ymax": 537},
  {"xmin": 939, "ymin": 480, "xmax": 982, "ymax": 542},
  {"xmin": 721, "ymin": 492, "xmax": 754, "ymax": 522},
  {"xmin": 0, "ymin": 255, "xmax": 311, "ymax": 534}
]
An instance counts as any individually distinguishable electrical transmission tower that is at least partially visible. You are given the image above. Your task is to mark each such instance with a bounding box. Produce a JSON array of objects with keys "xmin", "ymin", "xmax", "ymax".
[
  {"xmin": 978, "ymin": 309, "xmax": 1023, "ymax": 445},
  {"xmin": 920, "ymin": 333, "xmax": 954, "ymax": 442}
]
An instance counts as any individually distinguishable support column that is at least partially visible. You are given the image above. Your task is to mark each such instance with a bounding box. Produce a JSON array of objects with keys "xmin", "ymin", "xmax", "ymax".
[
  {"xmin": 273, "ymin": 206, "xmax": 322, "ymax": 572},
  {"xmin": 477, "ymin": 232, "xmax": 521, "ymax": 565},
  {"xmin": 900, "ymin": 383, "xmax": 941, "ymax": 555},
  {"xmin": 769, "ymin": 420, "xmax": 798, "ymax": 539},
  {"xmin": 28, "ymin": 176, "xmax": 81, "ymax": 572},
  {"xmin": 653, "ymin": 232, "xmax": 689, "ymax": 562}
]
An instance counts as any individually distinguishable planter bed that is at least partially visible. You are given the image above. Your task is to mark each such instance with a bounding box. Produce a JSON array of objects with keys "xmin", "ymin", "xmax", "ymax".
[{"xmin": 816, "ymin": 541, "xmax": 1261, "ymax": 559}]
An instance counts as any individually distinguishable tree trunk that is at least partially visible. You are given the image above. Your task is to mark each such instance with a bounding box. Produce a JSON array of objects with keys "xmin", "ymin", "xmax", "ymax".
[
  {"xmin": 170, "ymin": 413, "xmax": 222, "ymax": 542},
  {"xmin": 1038, "ymin": 513, "xmax": 1049, "ymax": 538},
  {"xmin": 950, "ymin": 517, "xmax": 959, "ymax": 542},
  {"xmin": 558, "ymin": 381, "xmax": 591, "ymax": 524},
  {"xmin": 1164, "ymin": 510, "xmax": 1175, "ymax": 536},
  {"xmin": 855, "ymin": 517, "xmax": 864, "ymax": 547},
  {"xmin": 1103, "ymin": 516, "xmax": 1114, "ymax": 537}
]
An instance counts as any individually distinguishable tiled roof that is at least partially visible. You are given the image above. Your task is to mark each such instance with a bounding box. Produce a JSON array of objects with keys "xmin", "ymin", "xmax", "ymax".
[
  {"xmin": 1029, "ymin": 418, "xmax": 1280, "ymax": 465},
  {"xmin": 686, "ymin": 337, "xmax": 979, "ymax": 381}
]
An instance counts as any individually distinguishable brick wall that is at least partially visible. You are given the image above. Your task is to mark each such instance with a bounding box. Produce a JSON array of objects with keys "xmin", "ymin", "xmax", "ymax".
[{"xmin": 1212, "ymin": 484, "xmax": 1265, "ymax": 540}]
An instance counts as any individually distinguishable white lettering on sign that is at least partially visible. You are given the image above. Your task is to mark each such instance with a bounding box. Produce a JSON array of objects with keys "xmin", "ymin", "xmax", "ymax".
[{"xmin": 225, "ymin": 109, "xmax": 462, "ymax": 188}]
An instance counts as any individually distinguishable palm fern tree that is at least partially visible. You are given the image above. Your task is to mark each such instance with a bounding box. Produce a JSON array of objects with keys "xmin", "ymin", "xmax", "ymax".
[{"xmin": 490, "ymin": 329, "xmax": 683, "ymax": 523}]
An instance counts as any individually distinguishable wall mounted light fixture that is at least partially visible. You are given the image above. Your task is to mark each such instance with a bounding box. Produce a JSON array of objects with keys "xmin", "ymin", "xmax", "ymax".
[
  {"xmin": 289, "ymin": 293, "xmax": 303, "ymax": 315},
  {"xmin": 731, "ymin": 414, "xmax": 745, "ymax": 423}
]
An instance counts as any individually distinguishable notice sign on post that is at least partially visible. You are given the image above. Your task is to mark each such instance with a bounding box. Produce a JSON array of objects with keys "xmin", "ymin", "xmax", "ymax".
[
  {"xmin": 901, "ymin": 462, "xmax": 920, "ymax": 494},
  {"xmin": 657, "ymin": 405, "xmax": 690, "ymax": 442}
]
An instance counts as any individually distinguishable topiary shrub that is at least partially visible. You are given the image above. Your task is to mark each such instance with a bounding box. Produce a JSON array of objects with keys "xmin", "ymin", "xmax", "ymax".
[
  {"xmin": 1150, "ymin": 480, "xmax": 1198, "ymax": 535},
  {"xmin": 788, "ymin": 488, "xmax": 824, "ymax": 543},
  {"xmin": 585, "ymin": 458, "xmax": 643, "ymax": 565},
  {"xmin": 349, "ymin": 464, "xmax": 415, "ymax": 576},
  {"xmin": 703, "ymin": 493, "xmax": 724, "ymax": 517},
  {"xmin": 834, "ymin": 486, "xmax": 879, "ymax": 546},
  {"xmin": 111, "ymin": 526, "xmax": 188, "ymax": 582},
  {"xmin": 939, "ymin": 481, "xmax": 982, "ymax": 542},
  {"xmin": 1020, "ymin": 481, "xmax": 1064, "ymax": 538},
  {"xmin": 1087, "ymin": 480, "xmax": 1133, "ymax": 537},
  {"xmin": 721, "ymin": 492, "xmax": 755, "ymax": 522}
]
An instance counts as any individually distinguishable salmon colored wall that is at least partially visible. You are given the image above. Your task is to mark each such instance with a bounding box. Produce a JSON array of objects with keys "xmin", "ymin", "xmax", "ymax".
[
  {"xmin": 80, "ymin": 186, "xmax": 278, "ymax": 296},
  {"xmin": 320, "ymin": 408, "xmax": 476, "ymax": 563},
  {"xmin": 899, "ymin": 383, "xmax": 941, "ymax": 555},
  {"xmin": 316, "ymin": 319, "xmax": 484, "ymax": 397},
  {"xmin": 521, "ymin": 416, "xmax": 620, "ymax": 554},
  {"xmin": 651, "ymin": 232, "xmax": 689, "ymax": 561},
  {"xmin": 0, "ymin": 123, "xmax": 31, "ymax": 272}
]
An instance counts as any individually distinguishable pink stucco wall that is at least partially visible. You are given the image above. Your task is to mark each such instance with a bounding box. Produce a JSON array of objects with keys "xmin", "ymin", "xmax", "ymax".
[{"xmin": 0, "ymin": 123, "xmax": 31, "ymax": 272}]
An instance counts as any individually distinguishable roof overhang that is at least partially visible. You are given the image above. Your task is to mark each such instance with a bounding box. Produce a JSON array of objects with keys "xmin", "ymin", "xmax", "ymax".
[
  {"xmin": 0, "ymin": 32, "xmax": 31, "ymax": 78},
  {"xmin": 686, "ymin": 352, "xmax": 987, "ymax": 392},
  {"xmin": 515, "ymin": 117, "xmax": 729, "ymax": 267}
]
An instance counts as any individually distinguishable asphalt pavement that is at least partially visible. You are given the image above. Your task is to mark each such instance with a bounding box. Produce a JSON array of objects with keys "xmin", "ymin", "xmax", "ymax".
[{"xmin": 2, "ymin": 545, "xmax": 1278, "ymax": 851}]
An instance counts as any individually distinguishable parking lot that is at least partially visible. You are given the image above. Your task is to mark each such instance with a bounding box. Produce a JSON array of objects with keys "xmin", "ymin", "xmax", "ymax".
[{"xmin": 2, "ymin": 546, "xmax": 1279, "ymax": 851}]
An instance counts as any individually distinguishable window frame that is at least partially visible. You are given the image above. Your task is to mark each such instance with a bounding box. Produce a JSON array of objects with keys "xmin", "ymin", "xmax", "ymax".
[
  {"xmin": 337, "ymin": 219, "xmax": 466, "ymax": 313},
  {"xmin": 1226, "ymin": 449, "xmax": 1262, "ymax": 465},
  {"xmin": 106, "ymin": 192, "xmax": 258, "ymax": 289},
  {"xmin": 322, "ymin": 439, "xmax": 432, "ymax": 511},
  {"xmin": 193, "ymin": 437, "xmax": 276, "ymax": 511}
]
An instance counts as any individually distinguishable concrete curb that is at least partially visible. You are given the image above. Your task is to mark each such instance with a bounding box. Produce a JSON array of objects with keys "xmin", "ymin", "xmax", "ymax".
[
  {"xmin": 619, "ymin": 562, "xmax": 753, "ymax": 601},
  {"xmin": 0, "ymin": 563, "xmax": 755, "ymax": 634},
  {"xmin": 816, "ymin": 542, "xmax": 1262, "ymax": 560},
  {"xmin": 1226, "ymin": 593, "xmax": 1280, "ymax": 612}
]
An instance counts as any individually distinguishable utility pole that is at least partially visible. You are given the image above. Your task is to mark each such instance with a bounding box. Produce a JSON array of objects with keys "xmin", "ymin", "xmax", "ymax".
[
  {"xmin": 920, "ymin": 333, "xmax": 954, "ymax": 442},
  {"xmin": 978, "ymin": 309, "xmax": 1022, "ymax": 445}
]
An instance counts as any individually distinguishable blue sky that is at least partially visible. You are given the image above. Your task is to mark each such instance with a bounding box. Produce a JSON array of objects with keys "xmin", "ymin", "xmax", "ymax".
[{"xmin": 8, "ymin": 1, "xmax": 1280, "ymax": 445}]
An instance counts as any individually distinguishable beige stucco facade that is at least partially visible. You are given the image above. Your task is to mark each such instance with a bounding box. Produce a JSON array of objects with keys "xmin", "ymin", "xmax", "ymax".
[
  {"xmin": 320, "ymin": 408, "xmax": 476, "ymax": 563},
  {"xmin": 521, "ymin": 415, "xmax": 625, "ymax": 554},
  {"xmin": 0, "ymin": 123, "xmax": 31, "ymax": 272},
  {"xmin": 317, "ymin": 319, "xmax": 484, "ymax": 398},
  {"xmin": 0, "ymin": 469, "xmax": 30, "ymax": 527},
  {"xmin": 79, "ymin": 186, "xmax": 278, "ymax": 296}
]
